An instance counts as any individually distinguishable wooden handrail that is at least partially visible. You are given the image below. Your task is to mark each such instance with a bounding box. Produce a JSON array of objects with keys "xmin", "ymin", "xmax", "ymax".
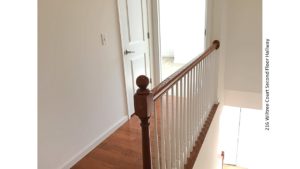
[
  {"xmin": 152, "ymin": 40, "xmax": 220, "ymax": 100},
  {"xmin": 134, "ymin": 40, "xmax": 220, "ymax": 169}
]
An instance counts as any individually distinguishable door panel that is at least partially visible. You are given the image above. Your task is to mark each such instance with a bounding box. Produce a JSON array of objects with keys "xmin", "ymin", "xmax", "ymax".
[
  {"xmin": 118, "ymin": 0, "xmax": 150, "ymax": 116},
  {"xmin": 127, "ymin": 0, "xmax": 145, "ymax": 42}
]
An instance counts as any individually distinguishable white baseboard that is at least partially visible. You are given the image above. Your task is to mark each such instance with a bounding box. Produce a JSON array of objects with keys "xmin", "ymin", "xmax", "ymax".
[{"xmin": 59, "ymin": 116, "xmax": 128, "ymax": 169}]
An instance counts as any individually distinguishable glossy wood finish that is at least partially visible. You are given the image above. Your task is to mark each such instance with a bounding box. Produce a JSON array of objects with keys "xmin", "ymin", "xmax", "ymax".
[
  {"xmin": 71, "ymin": 116, "xmax": 144, "ymax": 169},
  {"xmin": 134, "ymin": 40, "xmax": 220, "ymax": 169},
  {"xmin": 134, "ymin": 75, "xmax": 153, "ymax": 169},
  {"xmin": 71, "ymin": 103, "xmax": 218, "ymax": 169}
]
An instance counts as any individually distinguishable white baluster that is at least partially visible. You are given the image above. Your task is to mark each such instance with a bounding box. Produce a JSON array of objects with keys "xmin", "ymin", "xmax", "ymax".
[
  {"xmin": 184, "ymin": 75, "xmax": 188, "ymax": 163},
  {"xmin": 195, "ymin": 66, "xmax": 198, "ymax": 136},
  {"xmin": 153, "ymin": 100, "xmax": 160, "ymax": 169},
  {"xmin": 194, "ymin": 66, "xmax": 197, "ymax": 136},
  {"xmin": 208, "ymin": 57, "xmax": 211, "ymax": 116},
  {"xmin": 171, "ymin": 87, "xmax": 175, "ymax": 169},
  {"xmin": 191, "ymin": 70, "xmax": 194, "ymax": 153},
  {"xmin": 191, "ymin": 69, "xmax": 194, "ymax": 146},
  {"xmin": 175, "ymin": 83, "xmax": 180, "ymax": 169},
  {"xmin": 208, "ymin": 55, "xmax": 211, "ymax": 109},
  {"xmin": 188, "ymin": 71, "xmax": 192, "ymax": 154},
  {"xmin": 179, "ymin": 79, "xmax": 184, "ymax": 169},
  {"xmin": 196, "ymin": 63, "xmax": 201, "ymax": 135},
  {"xmin": 193, "ymin": 67, "xmax": 197, "ymax": 140},
  {"xmin": 199, "ymin": 63, "xmax": 203, "ymax": 131},
  {"xmin": 205, "ymin": 58, "xmax": 208, "ymax": 119},
  {"xmin": 191, "ymin": 69, "xmax": 194, "ymax": 152},
  {"xmin": 165, "ymin": 91, "xmax": 171, "ymax": 169},
  {"xmin": 201, "ymin": 63, "xmax": 204, "ymax": 123},
  {"xmin": 208, "ymin": 56, "xmax": 211, "ymax": 115},
  {"xmin": 160, "ymin": 96, "xmax": 166, "ymax": 169}
]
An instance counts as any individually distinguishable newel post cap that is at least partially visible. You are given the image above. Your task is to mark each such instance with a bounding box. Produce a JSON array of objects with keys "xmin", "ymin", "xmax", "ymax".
[
  {"xmin": 136, "ymin": 75, "xmax": 149, "ymax": 91},
  {"xmin": 134, "ymin": 75, "xmax": 153, "ymax": 119},
  {"xmin": 213, "ymin": 40, "xmax": 220, "ymax": 49}
]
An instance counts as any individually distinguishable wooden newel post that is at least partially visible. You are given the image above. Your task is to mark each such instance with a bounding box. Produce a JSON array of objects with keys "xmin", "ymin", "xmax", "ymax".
[{"xmin": 134, "ymin": 75, "xmax": 153, "ymax": 169}]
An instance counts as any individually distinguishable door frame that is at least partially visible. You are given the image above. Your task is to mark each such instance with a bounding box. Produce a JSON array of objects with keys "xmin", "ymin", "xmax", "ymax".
[{"xmin": 148, "ymin": 0, "xmax": 161, "ymax": 86}]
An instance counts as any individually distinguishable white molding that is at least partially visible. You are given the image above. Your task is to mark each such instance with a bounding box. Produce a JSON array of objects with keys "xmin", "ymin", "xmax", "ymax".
[
  {"xmin": 146, "ymin": 0, "xmax": 154, "ymax": 88},
  {"xmin": 116, "ymin": 0, "xmax": 130, "ymax": 119},
  {"xmin": 150, "ymin": 0, "xmax": 162, "ymax": 86},
  {"xmin": 58, "ymin": 116, "xmax": 128, "ymax": 169}
]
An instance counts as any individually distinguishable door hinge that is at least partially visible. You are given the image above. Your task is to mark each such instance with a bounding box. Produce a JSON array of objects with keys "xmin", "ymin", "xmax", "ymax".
[
  {"xmin": 147, "ymin": 32, "xmax": 150, "ymax": 39},
  {"xmin": 205, "ymin": 29, "xmax": 206, "ymax": 36},
  {"xmin": 149, "ymin": 78, "xmax": 152, "ymax": 83}
]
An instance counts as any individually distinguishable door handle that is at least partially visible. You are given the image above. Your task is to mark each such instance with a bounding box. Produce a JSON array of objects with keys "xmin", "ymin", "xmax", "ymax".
[{"xmin": 124, "ymin": 49, "xmax": 135, "ymax": 55}]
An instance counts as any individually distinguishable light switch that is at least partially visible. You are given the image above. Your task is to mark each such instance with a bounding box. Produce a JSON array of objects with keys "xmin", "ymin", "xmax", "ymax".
[{"xmin": 100, "ymin": 33, "xmax": 107, "ymax": 46}]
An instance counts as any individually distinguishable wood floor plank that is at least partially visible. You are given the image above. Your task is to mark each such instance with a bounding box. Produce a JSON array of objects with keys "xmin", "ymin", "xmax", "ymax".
[
  {"xmin": 71, "ymin": 116, "xmax": 144, "ymax": 169},
  {"xmin": 72, "ymin": 101, "xmax": 218, "ymax": 169}
]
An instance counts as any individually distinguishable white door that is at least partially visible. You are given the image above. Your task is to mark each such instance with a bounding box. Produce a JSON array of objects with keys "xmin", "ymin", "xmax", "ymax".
[{"xmin": 118, "ymin": 0, "xmax": 151, "ymax": 116}]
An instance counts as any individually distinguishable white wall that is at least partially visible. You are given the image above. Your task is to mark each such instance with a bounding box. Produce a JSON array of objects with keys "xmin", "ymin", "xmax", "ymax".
[
  {"xmin": 38, "ymin": 0, "xmax": 128, "ymax": 168},
  {"xmin": 223, "ymin": 0, "xmax": 262, "ymax": 109}
]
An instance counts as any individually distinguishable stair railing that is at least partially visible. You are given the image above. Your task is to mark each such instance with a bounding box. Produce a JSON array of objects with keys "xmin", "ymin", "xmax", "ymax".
[{"xmin": 134, "ymin": 40, "xmax": 220, "ymax": 169}]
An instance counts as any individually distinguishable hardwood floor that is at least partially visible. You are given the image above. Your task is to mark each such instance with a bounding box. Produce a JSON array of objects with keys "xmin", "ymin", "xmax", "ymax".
[
  {"xmin": 71, "ymin": 116, "xmax": 144, "ymax": 169},
  {"xmin": 71, "ymin": 101, "xmax": 218, "ymax": 169},
  {"xmin": 72, "ymin": 97, "xmax": 164, "ymax": 169}
]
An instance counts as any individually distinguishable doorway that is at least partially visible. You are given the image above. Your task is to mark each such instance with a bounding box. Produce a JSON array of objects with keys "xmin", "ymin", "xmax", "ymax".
[
  {"xmin": 158, "ymin": 0, "xmax": 207, "ymax": 80},
  {"xmin": 118, "ymin": 0, "xmax": 207, "ymax": 117}
]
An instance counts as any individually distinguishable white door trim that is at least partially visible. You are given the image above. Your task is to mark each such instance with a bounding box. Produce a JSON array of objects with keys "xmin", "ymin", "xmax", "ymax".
[{"xmin": 149, "ymin": 0, "xmax": 161, "ymax": 86}]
